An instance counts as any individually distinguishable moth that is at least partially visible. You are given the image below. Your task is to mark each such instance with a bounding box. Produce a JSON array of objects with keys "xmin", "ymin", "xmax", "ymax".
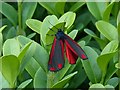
[{"xmin": 48, "ymin": 23, "xmax": 88, "ymax": 72}]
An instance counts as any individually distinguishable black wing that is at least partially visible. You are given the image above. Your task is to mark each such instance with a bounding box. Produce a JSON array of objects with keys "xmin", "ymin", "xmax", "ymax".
[{"xmin": 48, "ymin": 37, "xmax": 65, "ymax": 72}]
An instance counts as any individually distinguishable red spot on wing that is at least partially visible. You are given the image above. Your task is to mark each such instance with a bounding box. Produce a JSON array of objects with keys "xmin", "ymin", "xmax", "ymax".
[
  {"xmin": 58, "ymin": 64, "xmax": 62, "ymax": 69},
  {"xmin": 50, "ymin": 67, "xmax": 55, "ymax": 71},
  {"xmin": 81, "ymin": 54, "xmax": 87, "ymax": 59}
]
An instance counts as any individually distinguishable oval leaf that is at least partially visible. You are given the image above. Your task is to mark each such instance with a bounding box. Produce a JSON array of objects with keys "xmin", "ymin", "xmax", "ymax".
[
  {"xmin": 34, "ymin": 67, "xmax": 47, "ymax": 88},
  {"xmin": 26, "ymin": 19, "xmax": 42, "ymax": 34},
  {"xmin": 96, "ymin": 20, "xmax": 118, "ymax": 41},
  {"xmin": 3, "ymin": 38, "xmax": 20, "ymax": 56},
  {"xmin": 0, "ymin": 55, "xmax": 20, "ymax": 87},
  {"xmin": 52, "ymin": 71, "xmax": 77, "ymax": 88},
  {"xmin": 17, "ymin": 79, "xmax": 32, "ymax": 89},
  {"xmin": 0, "ymin": 2, "xmax": 17, "ymax": 26},
  {"xmin": 22, "ymin": 2, "xmax": 37, "ymax": 29}
]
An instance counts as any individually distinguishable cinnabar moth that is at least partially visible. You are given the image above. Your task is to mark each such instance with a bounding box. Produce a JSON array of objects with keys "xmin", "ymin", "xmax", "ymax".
[{"xmin": 48, "ymin": 25, "xmax": 88, "ymax": 72}]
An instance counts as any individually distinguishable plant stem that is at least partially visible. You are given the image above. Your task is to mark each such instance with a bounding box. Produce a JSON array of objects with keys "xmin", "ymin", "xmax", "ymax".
[{"xmin": 17, "ymin": 0, "xmax": 22, "ymax": 35}]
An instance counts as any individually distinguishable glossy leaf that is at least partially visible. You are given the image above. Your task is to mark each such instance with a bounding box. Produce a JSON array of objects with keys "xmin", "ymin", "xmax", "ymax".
[
  {"xmin": 84, "ymin": 29, "xmax": 107, "ymax": 49},
  {"xmin": 0, "ymin": 55, "xmax": 20, "ymax": 87},
  {"xmin": 68, "ymin": 60, "xmax": 87, "ymax": 88},
  {"xmin": 68, "ymin": 29, "xmax": 78, "ymax": 39},
  {"xmin": 0, "ymin": 2, "xmax": 17, "ymax": 26},
  {"xmin": 22, "ymin": 2, "xmax": 37, "ymax": 29},
  {"xmin": 97, "ymin": 52, "xmax": 117, "ymax": 76},
  {"xmin": 82, "ymin": 46, "xmax": 101, "ymax": 83},
  {"xmin": 89, "ymin": 83, "xmax": 105, "ymax": 89},
  {"xmin": 0, "ymin": 33, "xmax": 2, "ymax": 56},
  {"xmin": 3, "ymin": 38, "xmax": 20, "ymax": 56},
  {"xmin": 58, "ymin": 12, "xmax": 76, "ymax": 29},
  {"xmin": 17, "ymin": 79, "xmax": 32, "ymax": 89},
  {"xmin": 86, "ymin": 2, "xmax": 107, "ymax": 20},
  {"xmin": 34, "ymin": 67, "xmax": 47, "ymax": 88},
  {"xmin": 115, "ymin": 63, "xmax": 120, "ymax": 69},
  {"xmin": 39, "ymin": 2, "xmax": 59, "ymax": 16},
  {"xmin": 104, "ymin": 59, "xmax": 118, "ymax": 85},
  {"xmin": 17, "ymin": 35, "xmax": 49, "ymax": 72},
  {"xmin": 0, "ymin": 25, "xmax": 7, "ymax": 33},
  {"xmin": 6, "ymin": 27, "xmax": 17, "ymax": 39},
  {"xmin": 18, "ymin": 42, "xmax": 32, "ymax": 62},
  {"xmin": 70, "ymin": 2, "xmax": 85, "ymax": 12},
  {"xmin": 27, "ymin": 33, "xmax": 36, "ymax": 39},
  {"xmin": 103, "ymin": 2, "xmax": 114, "ymax": 22},
  {"xmin": 0, "ymin": 72, "xmax": 9, "ymax": 88},
  {"xmin": 25, "ymin": 57, "xmax": 40, "ymax": 78},
  {"xmin": 101, "ymin": 40, "xmax": 118, "ymax": 55},
  {"xmin": 104, "ymin": 85, "xmax": 114, "ymax": 89},
  {"xmin": 26, "ymin": 19, "xmax": 42, "ymax": 34},
  {"xmin": 96, "ymin": 20, "xmax": 118, "ymax": 41},
  {"xmin": 39, "ymin": 2, "xmax": 65, "ymax": 16},
  {"xmin": 40, "ymin": 15, "xmax": 58, "ymax": 45},
  {"xmin": 52, "ymin": 71, "xmax": 77, "ymax": 88},
  {"xmin": 107, "ymin": 77, "xmax": 119, "ymax": 87}
]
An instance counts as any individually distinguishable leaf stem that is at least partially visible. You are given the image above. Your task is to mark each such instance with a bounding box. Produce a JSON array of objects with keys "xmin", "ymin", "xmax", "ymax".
[{"xmin": 17, "ymin": 0, "xmax": 22, "ymax": 35}]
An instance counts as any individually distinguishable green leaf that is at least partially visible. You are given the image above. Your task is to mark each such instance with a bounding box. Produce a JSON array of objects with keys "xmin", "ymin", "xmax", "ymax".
[
  {"xmin": 17, "ymin": 79, "xmax": 32, "ymax": 89},
  {"xmin": 0, "ymin": 25, "xmax": 7, "ymax": 33},
  {"xmin": 82, "ymin": 46, "xmax": 101, "ymax": 83},
  {"xmin": 96, "ymin": 20, "xmax": 118, "ymax": 41},
  {"xmin": 27, "ymin": 33, "xmax": 36, "ymax": 39},
  {"xmin": 89, "ymin": 84, "xmax": 105, "ymax": 89},
  {"xmin": 103, "ymin": 2, "xmax": 114, "ymax": 22},
  {"xmin": 0, "ymin": 72, "xmax": 9, "ymax": 88},
  {"xmin": 18, "ymin": 42, "xmax": 32, "ymax": 63},
  {"xmin": 107, "ymin": 77, "xmax": 119, "ymax": 88},
  {"xmin": 40, "ymin": 15, "xmax": 58, "ymax": 45},
  {"xmin": 84, "ymin": 29, "xmax": 107, "ymax": 49},
  {"xmin": 86, "ymin": 2, "xmax": 107, "ymax": 20},
  {"xmin": 39, "ymin": 2, "xmax": 59, "ymax": 16},
  {"xmin": 26, "ymin": 19, "xmax": 42, "ymax": 34},
  {"xmin": 3, "ymin": 38, "xmax": 20, "ymax": 56},
  {"xmin": 33, "ymin": 67, "xmax": 47, "ymax": 88},
  {"xmin": 68, "ymin": 29, "xmax": 78, "ymax": 39},
  {"xmin": 105, "ymin": 85, "xmax": 115, "ymax": 90},
  {"xmin": 20, "ymin": 43, "xmax": 36, "ymax": 73},
  {"xmin": 39, "ymin": 2, "xmax": 65, "ymax": 16},
  {"xmin": 97, "ymin": 52, "xmax": 117, "ymax": 76},
  {"xmin": 0, "ymin": 55, "xmax": 20, "ymax": 87},
  {"xmin": 55, "ymin": 2, "xmax": 65, "ymax": 14},
  {"xmin": 117, "ymin": 10, "xmax": 120, "ymax": 27},
  {"xmin": 25, "ymin": 57, "xmax": 40, "ymax": 78},
  {"xmin": 101, "ymin": 40, "xmax": 118, "ymax": 55},
  {"xmin": 22, "ymin": 2, "xmax": 37, "ymax": 30},
  {"xmin": 117, "ymin": 11, "xmax": 120, "ymax": 39},
  {"xmin": 58, "ymin": 11, "xmax": 76, "ymax": 29},
  {"xmin": 0, "ymin": 2, "xmax": 17, "ymax": 26},
  {"xmin": 52, "ymin": 71, "xmax": 77, "ymax": 88},
  {"xmin": 6, "ymin": 26, "xmax": 17, "ymax": 39},
  {"xmin": 68, "ymin": 60, "xmax": 87, "ymax": 88},
  {"xmin": 0, "ymin": 33, "xmax": 3, "ymax": 56},
  {"xmin": 69, "ymin": 2, "xmax": 85, "ymax": 12},
  {"xmin": 17, "ymin": 35, "xmax": 49, "ymax": 72},
  {"xmin": 115, "ymin": 63, "xmax": 120, "ymax": 69},
  {"xmin": 33, "ymin": 43, "xmax": 49, "ymax": 72}
]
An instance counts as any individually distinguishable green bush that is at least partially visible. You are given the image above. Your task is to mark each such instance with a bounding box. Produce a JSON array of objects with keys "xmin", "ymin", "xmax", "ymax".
[{"xmin": 0, "ymin": 1, "xmax": 120, "ymax": 89}]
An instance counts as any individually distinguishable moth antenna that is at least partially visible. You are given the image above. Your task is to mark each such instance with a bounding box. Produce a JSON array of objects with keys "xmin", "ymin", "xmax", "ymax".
[
  {"xmin": 48, "ymin": 27, "xmax": 57, "ymax": 33},
  {"xmin": 48, "ymin": 20, "xmax": 59, "ymax": 30}
]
